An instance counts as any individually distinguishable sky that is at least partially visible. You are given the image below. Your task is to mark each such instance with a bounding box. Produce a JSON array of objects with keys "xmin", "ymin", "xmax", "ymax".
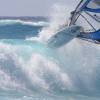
[{"xmin": 0, "ymin": 0, "xmax": 79, "ymax": 16}]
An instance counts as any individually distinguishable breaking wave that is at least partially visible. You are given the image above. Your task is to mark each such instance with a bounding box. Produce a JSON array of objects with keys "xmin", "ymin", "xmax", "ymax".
[
  {"xmin": 0, "ymin": 4, "xmax": 100, "ymax": 100},
  {"xmin": 0, "ymin": 19, "xmax": 48, "ymax": 27},
  {"xmin": 0, "ymin": 39, "xmax": 100, "ymax": 99}
]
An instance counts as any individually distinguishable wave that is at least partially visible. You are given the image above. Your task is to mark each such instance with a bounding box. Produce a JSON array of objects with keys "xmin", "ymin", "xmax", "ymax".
[
  {"xmin": 0, "ymin": 19, "xmax": 48, "ymax": 27},
  {"xmin": 26, "ymin": 4, "xmax": 69, "ymax": 42},
  {"xmin": 0, "ymin": 39, "xmax": 100, "ymax": 98},
  {"xmin": 0, "ymin": 41, "xmax": 65, "ymax": 95},
  {"xmin": 0, "ymin": 4, "xmax": 100, "ymax": 100}
]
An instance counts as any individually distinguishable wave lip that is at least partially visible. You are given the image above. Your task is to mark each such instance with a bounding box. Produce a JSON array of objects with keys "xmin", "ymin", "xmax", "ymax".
[{"xmin": 0, "ymin": 19, "xmax": 48, "ymax": 26}]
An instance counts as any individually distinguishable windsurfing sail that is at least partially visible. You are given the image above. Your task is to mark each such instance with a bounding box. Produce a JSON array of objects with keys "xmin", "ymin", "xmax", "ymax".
[{"xmin": 69, "ymin": 0, "xmax": 100, "ymax": 33}]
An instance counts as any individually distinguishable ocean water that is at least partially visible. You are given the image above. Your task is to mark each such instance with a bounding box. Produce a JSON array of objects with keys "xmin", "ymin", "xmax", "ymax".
[{"xmin": 0, "ymin": 17, "xmax": 100, "ymax": 100}]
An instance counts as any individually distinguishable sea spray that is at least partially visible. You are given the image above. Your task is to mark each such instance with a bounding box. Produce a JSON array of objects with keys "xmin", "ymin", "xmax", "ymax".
[
  {"xmin": 38, "ymin": 4, "xmax": 70, "ymax": 42},
  {"xmin": 27, "ymin": 4, "xmax": 70, "ymax": 42}
]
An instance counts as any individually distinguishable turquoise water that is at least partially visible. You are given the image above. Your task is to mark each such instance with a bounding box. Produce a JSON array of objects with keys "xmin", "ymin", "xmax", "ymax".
[{"xmin": 0, "ymin": 17, "xmax": 100, "ymax": 100}]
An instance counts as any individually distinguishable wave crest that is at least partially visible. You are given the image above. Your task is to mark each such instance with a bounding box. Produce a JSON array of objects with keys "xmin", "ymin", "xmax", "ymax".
[{"xmin": 0, "ymin": 19, "xmax": 48, "ymax": 26}]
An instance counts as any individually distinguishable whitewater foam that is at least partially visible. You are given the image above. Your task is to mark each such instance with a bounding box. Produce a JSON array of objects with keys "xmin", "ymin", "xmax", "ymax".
[
  {"xmin": 0, "ymin": 19, "xmax": 48, "ymax": 27},
  {"xmin": 0, "ymin": 42, "xmax": 73, "ymax": 96},
  {"xmin": 0, "ymin": 39, "xmax": 100, "ymax": 97}
]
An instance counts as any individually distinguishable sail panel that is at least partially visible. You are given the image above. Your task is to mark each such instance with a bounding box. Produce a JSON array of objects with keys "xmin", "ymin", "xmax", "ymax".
[
  {"xmin": 87, "ymin": 0, "xmax": 100, "ymax": 9},
  {"xmin": 83, "ymin": 0, "xmax": 100, "ymax": 13},
  {"xmin": 70, "ymin": 0, "xmax": 100, "ymax": 32}
]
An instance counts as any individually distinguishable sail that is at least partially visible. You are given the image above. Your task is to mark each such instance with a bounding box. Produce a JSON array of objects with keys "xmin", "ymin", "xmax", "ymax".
[
  {"xmin": 82, "ymin": 0, "xmax": 100, "ymax": 13},
  {"xmin": 69, "ymin": 0, "xmax": 100, "ymax": 32}
]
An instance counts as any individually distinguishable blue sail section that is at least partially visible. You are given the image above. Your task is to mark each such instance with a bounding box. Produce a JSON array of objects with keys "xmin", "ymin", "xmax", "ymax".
[
  {"xmin": 90, "ymin": 29, "xmax": 100, "ymax": 40},
  {"xmin": 84, "ymin": 7, "xmax": 100, "ymax": 13}
]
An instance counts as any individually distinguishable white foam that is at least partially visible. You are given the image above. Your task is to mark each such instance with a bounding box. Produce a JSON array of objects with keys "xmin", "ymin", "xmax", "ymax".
[
  {"xmin": 0, "ymin": 19, "xmax": 48, "ymax": 26},
  {"xmin": 0, "ymin": 43, "xmax": 73, "ymax": 93},
  {"xmin": 0, "ymin": 38, "xmax": 100, "ymax": 96},
  {"xmin": 58, "ymin": 38, "xmax": 100, "ymax": 92},
  {"xmin": 34, "ymin": 4, "xmax": 70, "ymax": 42}
]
